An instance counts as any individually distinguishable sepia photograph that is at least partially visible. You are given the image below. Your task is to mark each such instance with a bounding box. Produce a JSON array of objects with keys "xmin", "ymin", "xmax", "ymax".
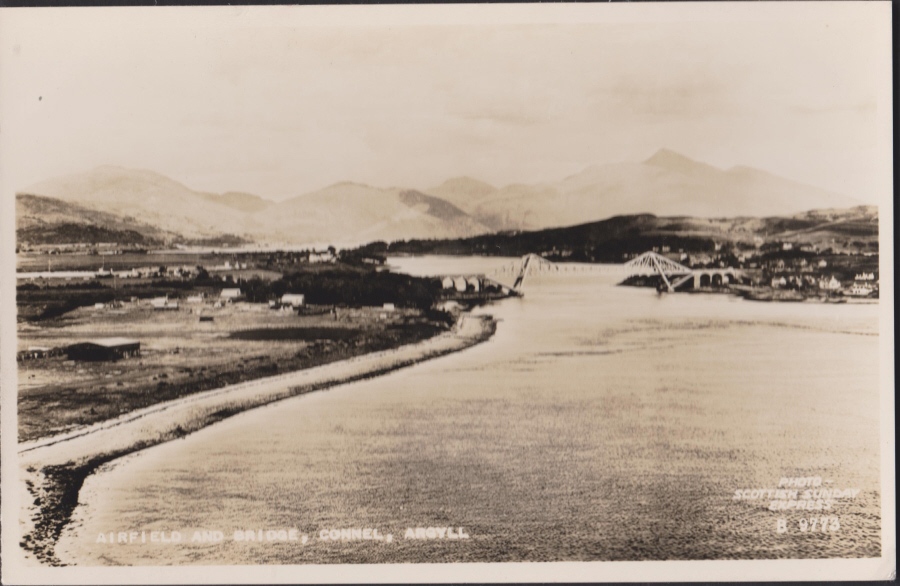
[{"xmin": 0, "ymin": 3, "xmax": 894, "ymax": 583}]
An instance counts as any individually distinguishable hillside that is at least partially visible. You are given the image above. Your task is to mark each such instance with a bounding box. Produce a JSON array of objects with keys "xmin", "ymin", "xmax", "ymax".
[
  {"xmin": 253, "ymin": 182, "xmax": 493, "ymax": 246},
  {"xmin": 425, "ymin": 176, "xmax": 500, "ymax": 215},
  {"xmin": 16, "ymin": 194, "xmax": 175, "ymax": 246},
  {"xmin": 199, "ymin": 191, "xmax": 274, "ymax": 214},
  {"xmin": 353, "ymin": 205, "xmax": 878, "ymax": 263},
  {"xmin": 19, "ymin": 166, "xmax": 260, "ymax": 240}
]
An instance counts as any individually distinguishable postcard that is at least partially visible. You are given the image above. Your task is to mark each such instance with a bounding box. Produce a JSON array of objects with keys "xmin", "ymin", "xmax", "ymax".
[{"xmin": 0, "ymin": 2, "xmax": 894, "ymax": 583}]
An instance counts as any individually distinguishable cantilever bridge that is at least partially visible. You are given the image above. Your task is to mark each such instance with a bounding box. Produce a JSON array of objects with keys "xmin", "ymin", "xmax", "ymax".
[
  {"xmin": 623, "ymin": 252, "xmax": 738, "ymax": 292},
  {"xmin": 486, "ymin": 254, "xmax": 612, "ymax": 291},
  {"xmin": 486, "ymin": 251, "xmax": 739, "ymax": 293}
]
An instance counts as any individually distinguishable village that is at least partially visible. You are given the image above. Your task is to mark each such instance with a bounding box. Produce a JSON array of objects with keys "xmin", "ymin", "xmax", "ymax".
[{"xmin": 617, "ymin": 239, "xmax": 879, "ymax": 300}]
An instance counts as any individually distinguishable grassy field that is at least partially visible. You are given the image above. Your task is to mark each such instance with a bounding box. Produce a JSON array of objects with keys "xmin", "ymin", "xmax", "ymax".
[{"xmin": 17, "ymin": 301, "xmax": 447, "ymax": 442}]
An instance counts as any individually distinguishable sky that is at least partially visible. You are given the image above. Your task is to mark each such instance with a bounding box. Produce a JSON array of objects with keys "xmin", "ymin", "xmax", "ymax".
[{"xmin": 0, "ymin": 4, "xmax": 891, "ymax": 202}]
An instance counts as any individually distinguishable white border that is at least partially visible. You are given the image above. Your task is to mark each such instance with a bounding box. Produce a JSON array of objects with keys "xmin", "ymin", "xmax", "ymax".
[{"xmin": 1, "ymin": 3, "xmax": 894, "ymax": 583}]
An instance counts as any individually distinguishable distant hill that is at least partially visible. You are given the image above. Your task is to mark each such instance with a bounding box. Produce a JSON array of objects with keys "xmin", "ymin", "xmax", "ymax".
[
  {"xmin": 17, "ymin": 150, "xmax": 869, "ymax": 247},
  {"xmin": 354, "ymin": 205, "xmax": 878, "ymax": 262},
  {"xmin": 16, "ymin": 193, "xmax": 175, "ymax": 246},
  {"xmin": 253, "ymin": 182, "xmax": 493, "ymax": 246},
  {"xmin": 19, "ymin": 166, "xmax": 260, "ymax": 240},
  {"xmin": 426, "ymin": 149, "xmax": 864, "ymax": 232},
  {"xmin": 18, "ymin": 168, "xmax": 494, "ymax": 247},
  {"xmin": 425, "ymin": 176, "xmax": 500, "ymax": 215},
  {"xmin": 200, "ymin": 191, "xmax": 274, "ymax": 214}
]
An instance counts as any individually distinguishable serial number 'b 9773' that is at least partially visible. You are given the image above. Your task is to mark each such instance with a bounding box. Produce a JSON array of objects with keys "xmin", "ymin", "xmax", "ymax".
[{"xmin": 777, "ymin": 517, "xmax": 840, "ymax": 533}]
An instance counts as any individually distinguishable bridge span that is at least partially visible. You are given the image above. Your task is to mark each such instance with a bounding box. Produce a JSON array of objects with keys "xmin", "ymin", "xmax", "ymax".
[{"xmin": 483, "ymin": 251, "xmax": 740, "ymax": 294}]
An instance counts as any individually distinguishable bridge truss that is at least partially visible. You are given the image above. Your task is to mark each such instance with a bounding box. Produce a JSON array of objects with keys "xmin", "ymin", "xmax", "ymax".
[{"xmin": 623, "ymin": 251, "xmax": 694, "ymax": 292}]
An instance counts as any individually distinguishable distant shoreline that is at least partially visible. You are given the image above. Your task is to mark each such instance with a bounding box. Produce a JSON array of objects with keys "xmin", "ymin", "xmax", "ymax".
[{"xmin": 17, "ymin": 313, "xmax": 497, "ymax": 567}]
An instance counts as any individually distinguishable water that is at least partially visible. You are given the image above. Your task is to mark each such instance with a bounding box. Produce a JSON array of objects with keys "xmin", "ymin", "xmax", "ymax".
[{"xmin": 58, "ymin": 256, "xmax": 881, "ymax": 564}]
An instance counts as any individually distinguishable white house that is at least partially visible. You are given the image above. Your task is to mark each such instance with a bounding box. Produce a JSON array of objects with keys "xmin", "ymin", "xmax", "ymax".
[
  {"xmin": 220, "ymin": 288, "xmax": 242, "ymax": 300},
  {"xmin": 382, "ymin": 303, "xmax": 395, "ymax": 312},
  {"xmin": 441, "ymin": 277, "xmax": 455, "ymax": 290},
  {"xmin": 771, "ymin": 276, "xmax": 787, "ymax": 288},
  {"xmin": 309, "ymin": 250, "xmax": 335, "ymax": 264},
  {"xmin": 150, "ymin": 296, "xmax": 178, "ymax": 310},
  {"xmin": 819, "ymin": 276, "xmax": 842, "ymax": 290},
  {"xmin": 281, "ymin": 293, "xmax": 305, "ymax": 307}
]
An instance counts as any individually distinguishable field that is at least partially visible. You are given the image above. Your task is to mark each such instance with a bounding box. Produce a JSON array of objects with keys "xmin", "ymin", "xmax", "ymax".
[
  {"xmin": 16, "ymin": 252, "xmax": 211, "ymax": 272},
  {"xmin": 17, "ymin": 300, "xmax": 447, "ymax": 442}
]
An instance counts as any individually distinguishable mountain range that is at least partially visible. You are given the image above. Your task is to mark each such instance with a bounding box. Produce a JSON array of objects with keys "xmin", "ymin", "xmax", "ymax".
[{"xmin": 16, "ymin": 149, "xmax": 866, "ymax": 247}]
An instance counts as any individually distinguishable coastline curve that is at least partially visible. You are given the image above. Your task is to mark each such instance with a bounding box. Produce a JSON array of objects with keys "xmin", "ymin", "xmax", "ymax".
[{"xmin": 17, "ymin": 313, "xmax": 497, "ymax": 566}]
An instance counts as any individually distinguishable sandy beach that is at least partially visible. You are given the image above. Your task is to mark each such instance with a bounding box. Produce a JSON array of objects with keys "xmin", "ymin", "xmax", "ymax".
[{"xmin": 16, "ymin": 313, "xmax": 497, "ymax": 566}]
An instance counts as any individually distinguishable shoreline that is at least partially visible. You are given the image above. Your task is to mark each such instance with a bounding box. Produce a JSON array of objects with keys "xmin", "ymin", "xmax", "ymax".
[
  {"xmin": 16, "ymin": 312, "xmax": 498, "ymax": 566},
  {"xmin": 620, "ymin": 282, "xmax": 878, "ymax": 304}
]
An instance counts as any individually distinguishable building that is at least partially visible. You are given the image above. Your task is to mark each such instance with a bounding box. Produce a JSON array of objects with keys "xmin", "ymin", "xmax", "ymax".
[
  {"xmin": 771, "ymin": 276, "xmax": 787, "ymax": 288},
  {"xmin": 441, "ymin": 277, "xmax": 455, "ymax": 290},
  {"xmin": 281, "ymin": 293, "xmax": 305, "ymax": 307},
  {"xmin": 848, "ymin": 284, "xmax": 874, "ymax": 297},
  {"xmin": 186, "ymin": 295, "xmax": 204, "ymax": 304},
  {"xmin": 65, "ymin": 338, "xmax": 141, "ymax": 361},
  {"xmin": 309, "ymin": 250, "xmax": 335, "ymax": 264},
  {"xmin": 150, "ymin": 296, "xmax": 178, "ymax": 310},
  {"xmin": 819, "ymin": 276, "xmax": 842, "ymax": 290},
  {"xmin": 220, "ymin": 288, "xmax": 242, "ymax": 300},
  {"xmin": 17, "ymin": 346, "xmax": 58, "ymax": 361},
  {"xmin": 382, "ymin": 303, "xmax": 395, "ymax": 312}
]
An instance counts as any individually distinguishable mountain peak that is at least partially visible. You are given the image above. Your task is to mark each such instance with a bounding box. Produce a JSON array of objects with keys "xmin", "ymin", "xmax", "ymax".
[
  {"xmin": 644, "ymin": 148, "xmax": 701, "ymax": 169},
  {"xmin": 438, "ymin": 176, "xmax": 497, "ymax": 192}
]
